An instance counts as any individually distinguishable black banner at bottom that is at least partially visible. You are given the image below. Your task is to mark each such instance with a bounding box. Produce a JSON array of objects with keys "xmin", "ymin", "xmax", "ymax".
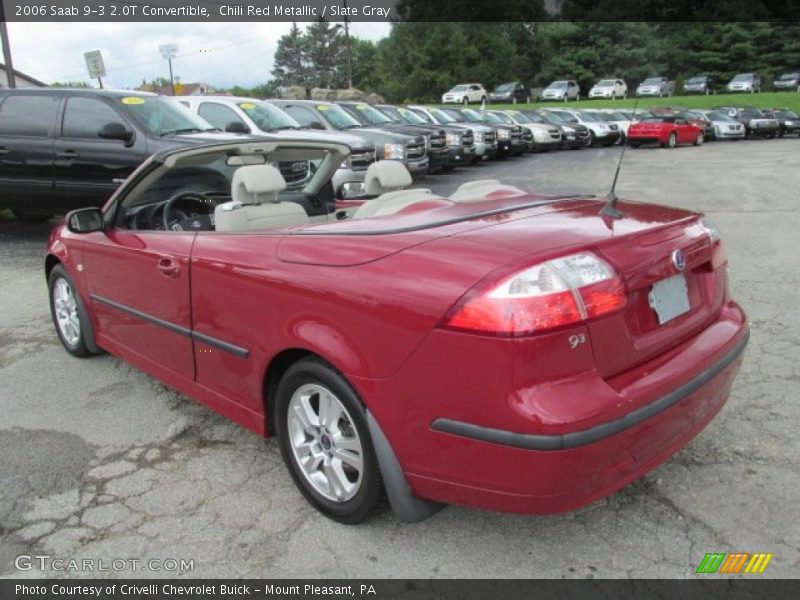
[{"xmin": 2, "ymin": 579, "xmax": 800, "ymax": 600}]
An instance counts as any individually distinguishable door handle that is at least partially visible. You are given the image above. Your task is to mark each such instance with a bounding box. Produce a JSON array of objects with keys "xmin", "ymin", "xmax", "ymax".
[
  {"xmin": 157, "ymin": 257, "xmax": 180, "ymax": 277},
  {"xmin": 57, "ymin": 150, "xmax": 80, "ymax": 159}
]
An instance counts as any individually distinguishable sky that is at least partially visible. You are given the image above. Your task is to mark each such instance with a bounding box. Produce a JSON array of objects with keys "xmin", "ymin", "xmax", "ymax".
[{"xmin": 6, "ymin": 22, "xmax": 391, "ymax": 89}]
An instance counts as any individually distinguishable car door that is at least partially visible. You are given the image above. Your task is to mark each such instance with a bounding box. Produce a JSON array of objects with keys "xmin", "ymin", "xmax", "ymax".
[
  {"xmin": 282, "ymin": 104, "xmax": 330, "ymax": 131},
  {"xmin": 197, "ymin": 101, "xmax": 249, "ymax": 133},
  {"xmin": 81, "ymin": 188, "xmax": 197, "ymax": 383},
  {"xmin": 53, "ymin": 95, "xmax": 147, "ymax": 209},
  {"xmin": 0, "ymin": 92, "xmax": 59, "ymax": 214},
  {"xmin": 673, "ymin": 119, "xmax": 691, "ymax": 143}
]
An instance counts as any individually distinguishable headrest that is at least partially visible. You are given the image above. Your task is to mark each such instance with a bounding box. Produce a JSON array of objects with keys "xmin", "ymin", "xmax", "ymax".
[
  {"xmin": 364, "ymin": 160, "xmax": 413, "ymax": 196},
  {"xmin": 232, "ymin": 164, "xmax": 287, "ymax": 205}
]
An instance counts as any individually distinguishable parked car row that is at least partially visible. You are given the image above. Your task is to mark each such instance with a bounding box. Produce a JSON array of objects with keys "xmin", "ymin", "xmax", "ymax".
[
  {"xmin": 1, "ymin": 87, "xmax": 796, "ymax": 222},
  {"xmin": 440, "ymin": 70, "xmax": 800, "ymax": 105}
]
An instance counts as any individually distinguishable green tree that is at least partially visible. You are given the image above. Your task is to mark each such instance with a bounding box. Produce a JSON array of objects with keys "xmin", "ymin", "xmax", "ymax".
[
  {"xmin": 271, "ymin": 22, "xmax": 309, "ymax": 89},
  {"xmin": 304, "ymin": 20, "xmax": 347, "ymax": 89}
]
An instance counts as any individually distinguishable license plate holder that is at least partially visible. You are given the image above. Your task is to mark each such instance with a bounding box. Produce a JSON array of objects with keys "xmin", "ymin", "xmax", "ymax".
[{"xmin": 648, "ymin": 274, "xmax": 690, "ymax": 325}]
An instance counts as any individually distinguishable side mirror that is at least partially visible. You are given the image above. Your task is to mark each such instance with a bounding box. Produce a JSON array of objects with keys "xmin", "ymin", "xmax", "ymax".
[
  {"xmin": 308, "ymin": 121, "xmax": 325, "ymax": 130},
  {"xmin": 225, "ymin": 121, "xmax": 250, "ymax": 134},
  {"xmin": 66, "ymin": 207, "xmax": 104, "ymax": 234},
  {"xmin": 98, "ymin": 122, "xmax": 133, "ymax": 144}
]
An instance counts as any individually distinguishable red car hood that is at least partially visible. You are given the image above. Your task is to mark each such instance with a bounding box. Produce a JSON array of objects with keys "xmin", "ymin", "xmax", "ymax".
[{"xmin": 278, "ymin": 196, "xmax": 699, "ymax": 266}]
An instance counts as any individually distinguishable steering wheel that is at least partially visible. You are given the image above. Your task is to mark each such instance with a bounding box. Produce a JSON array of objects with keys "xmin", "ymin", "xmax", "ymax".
[{"xmin": 161, "ymin": 191, "xmax": 218, "ymax": 231}]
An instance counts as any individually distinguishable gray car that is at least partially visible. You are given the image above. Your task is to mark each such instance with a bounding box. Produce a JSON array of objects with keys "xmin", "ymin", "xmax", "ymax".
[
  {"xmin": 701, "ymin": 110, "xmax": 746, "ymax": 140},
  {"xmin": 407, "ymin": 105, "xmax": 498, "ymax": 161},
  {"xmin": 270, "ymin": 99, "xmax": 429, "ymax": 181}
]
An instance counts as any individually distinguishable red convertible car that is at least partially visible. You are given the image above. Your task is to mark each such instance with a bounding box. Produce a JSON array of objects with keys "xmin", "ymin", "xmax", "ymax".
[
  {"xmin": 628, "ymin": 116, "xmax": 705, "ymax": 148},
  {"xmin": 47, "ymin": 139, "xmax": 748, "ymax": 523}
]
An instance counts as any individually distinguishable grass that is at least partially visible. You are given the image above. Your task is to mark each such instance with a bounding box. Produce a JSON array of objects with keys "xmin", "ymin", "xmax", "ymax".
[{"xmin": 470, "ymin": 92, "xmax": 800, "ymax": 113}]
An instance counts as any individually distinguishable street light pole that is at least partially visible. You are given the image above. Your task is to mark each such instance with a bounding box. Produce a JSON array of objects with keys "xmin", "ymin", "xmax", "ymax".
[
  {"xmin": 168, "ymin": 57, "xmax": 175, "ymax": 95},
  {"xmin": 342, "ymin": 0, "xmax": 353, "ymax": 89},
  {"xmin": 0, "ymin": 3, "xmax": 16, "ymax": 88},
  {"xmin": 159, "ymin": 44, "xmax": 179, "ymax": 96}
]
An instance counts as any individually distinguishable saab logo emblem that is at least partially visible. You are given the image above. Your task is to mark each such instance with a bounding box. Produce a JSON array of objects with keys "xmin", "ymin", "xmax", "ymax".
[
  {"xmin": 696, "ymin": 552, "xmax": 773, "ymax": 574},
  {"xmin": 671, "ymin": 249, "xmax": 686, "ymax": 271}
]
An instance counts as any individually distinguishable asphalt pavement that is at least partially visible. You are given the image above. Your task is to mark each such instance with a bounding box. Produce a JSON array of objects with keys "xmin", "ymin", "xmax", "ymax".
[{"xmin": 1, "ymin": 138, "xmax": 798, "ymax": 578}]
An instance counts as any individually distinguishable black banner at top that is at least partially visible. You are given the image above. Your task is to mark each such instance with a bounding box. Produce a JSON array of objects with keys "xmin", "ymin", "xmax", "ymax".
[{"xmin": 3, "ymin": 0, "xmax": 800, "ymax": 22}]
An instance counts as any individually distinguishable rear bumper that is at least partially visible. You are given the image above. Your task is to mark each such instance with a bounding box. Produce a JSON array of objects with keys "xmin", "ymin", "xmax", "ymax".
[{"xmin": 363, "ymin": 301, "xmax": 747, "ymax": 515}]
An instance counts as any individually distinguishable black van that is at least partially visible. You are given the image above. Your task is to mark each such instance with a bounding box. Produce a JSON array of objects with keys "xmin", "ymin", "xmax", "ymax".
[{"xmin": 0, "ymin": 88, "xmax": 240, "ymax": 221}]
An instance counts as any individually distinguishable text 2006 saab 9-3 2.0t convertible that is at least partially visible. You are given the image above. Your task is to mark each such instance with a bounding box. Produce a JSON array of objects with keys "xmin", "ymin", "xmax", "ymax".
[{"xmin": 46, "ymin": 138, "xmax": 748, "ymax": 523}]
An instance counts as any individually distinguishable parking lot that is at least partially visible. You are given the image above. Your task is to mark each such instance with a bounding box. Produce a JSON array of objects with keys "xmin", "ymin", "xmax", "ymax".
[{"xmin": 1, "ymin": 138, "xmax": 798, "ymax": 579}]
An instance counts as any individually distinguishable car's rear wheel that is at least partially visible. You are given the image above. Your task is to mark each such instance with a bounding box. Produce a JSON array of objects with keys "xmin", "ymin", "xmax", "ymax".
[
  {"xmin": 49, "ymin": 265, "xmax": 92, "ymax": 358},
  {"xmin": 275, "ymin": 357, "xmax": 383, "ymax": 524}
]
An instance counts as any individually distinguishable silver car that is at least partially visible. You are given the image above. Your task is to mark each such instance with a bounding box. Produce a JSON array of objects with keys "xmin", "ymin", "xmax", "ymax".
[
  {"xmin": 702, "ymin": 110, "xmax": 746, "ymax": 140},
  {"xmin": 541, "ymin": 80, "xmax": 580, "ymax": 102},
  {"xmin": 726, "ymin": 73, "xmax": 761, "ymax": 94}
]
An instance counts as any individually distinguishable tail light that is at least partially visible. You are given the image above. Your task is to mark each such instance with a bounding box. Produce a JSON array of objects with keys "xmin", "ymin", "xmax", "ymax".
[{"xmin": 442, "ymin": 252, "xmax": 626, "ymax": 336}]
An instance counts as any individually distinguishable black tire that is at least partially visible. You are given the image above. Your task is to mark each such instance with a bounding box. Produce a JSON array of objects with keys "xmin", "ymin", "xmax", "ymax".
[
  {"xmin": 440, "ymin": 165, "xmax": 456, "ymax": 172},
  {"xmin": 589, "ymin": 130, "xmax": 597, "ymax": 146},
  {"xmin": 48, "ymin": 264, "xmax": 93, "ymax": 358},
  {"xmin": 694, "ymin": 132, "xmax": 704, "ymax": 146},
  {"xmin": 630, "ymin": 141, "xmax": 642, "ymax": 148},
  {"xmin": 663, "ymin": 132, "xmax": 677, "ymax": 148},
  {"xmin": 275, "ymin": 357, "xmax": 384, "ymax": 524},
  {"xmin": 462, "ymin": 96, "xmax": 468, "ymax": 105},
  {"xmin": 12, "ymin": 209, "xmax": 51, "ymax": 223}
]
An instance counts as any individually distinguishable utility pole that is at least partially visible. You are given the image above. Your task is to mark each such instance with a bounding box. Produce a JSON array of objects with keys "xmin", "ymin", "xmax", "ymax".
[
  {"xmin": 0, "ymin": 3, "xmax": 16, "ymax": 88},
  {"xmin": 159, "ymin": 44, "xmax": 179, "ymax": 95},
  {"xmin": 342, "ymin": 0, "xmax": 353, "ymax": 89}
]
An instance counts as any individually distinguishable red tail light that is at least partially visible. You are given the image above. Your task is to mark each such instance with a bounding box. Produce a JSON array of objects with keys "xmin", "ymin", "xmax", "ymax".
[{"xmin": 442, "ymin": 252, "xmax": 626, "ymax": 336}]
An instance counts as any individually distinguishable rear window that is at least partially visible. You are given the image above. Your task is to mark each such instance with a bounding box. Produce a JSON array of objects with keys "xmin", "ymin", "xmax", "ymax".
[{"xmin": 0, "ymin": 95, "xmax": 57, "ymax": 137}]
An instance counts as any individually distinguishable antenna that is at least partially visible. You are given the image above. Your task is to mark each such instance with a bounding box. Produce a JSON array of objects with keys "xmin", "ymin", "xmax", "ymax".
[{"xmin": 600, "ymin": 101, "xmax": 639, "ymax": 219}]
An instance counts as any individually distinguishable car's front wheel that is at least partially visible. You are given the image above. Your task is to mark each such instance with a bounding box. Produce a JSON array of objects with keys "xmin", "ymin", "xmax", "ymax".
[
  {"xmin": 663, "ymin": 132, "xmax": 677, "ymax": 148},
  {"xmin": 694, "ymin": 132, "xmax": 704, "ymax": 146},
  {"xmin": 462, "ymin": 96, "xmax": 468, "ymax": 105},
  {"xmin": 275, "ymin": 357, "xmax": 383, "ymax": 524},
  {"xmin": 49, "ymin": 264, "xmax": 93, "ymax": 358}
]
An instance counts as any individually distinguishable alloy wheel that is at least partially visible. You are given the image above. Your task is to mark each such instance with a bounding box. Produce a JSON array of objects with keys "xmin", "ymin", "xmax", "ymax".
[
  {"xmin": 53, "ymin": 278, "xmax": 81, "ymax": 347},
  {"xmin": 287, "ymin": 383, "xmax": 364, "ymax": 503}
]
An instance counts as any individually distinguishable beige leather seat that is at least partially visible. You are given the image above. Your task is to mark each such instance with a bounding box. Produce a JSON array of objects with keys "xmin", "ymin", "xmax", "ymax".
[
  {"xmin": 354, "ymin": 161, "xmax": 440, "ymax": 218},
  {"xmin": 214, "ymin": 164, "xmax": 309, "ymax": 232},
  {"xmin": 450, "ymin": 179, "xmax": 528, "ymax": 203}
]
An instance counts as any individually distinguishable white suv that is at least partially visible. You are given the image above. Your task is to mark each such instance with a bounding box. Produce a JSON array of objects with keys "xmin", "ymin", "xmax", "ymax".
[
  {"xmin": 442, "ymin": 84, "xmax": 488, "ymax": 105},
  {"xmin": 541, "ymin": 80, "xmax": 581, "ymax": 102},
  {"xmin": 589, "ymin": 79, "xmax": 628, "ymax": 100},
  {"xmin": 726, "ymin": 73, "xmax": 761, "ymax": 94}
]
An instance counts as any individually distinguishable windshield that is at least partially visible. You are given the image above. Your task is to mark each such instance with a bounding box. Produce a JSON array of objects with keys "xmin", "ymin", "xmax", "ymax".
[
  {"xmin": 347, "ymin": 104, "xmax": 393, "ymax": 126},
  {"xmin": 317, "ymin": 104, "xmax": 362, "ymax": 129},
  {"xmin": 120, "ymin": 95, "xmax": 215, "ymax": 135},
  {"xmin": 606, "ymin": 111, "xmax": 627, "ymax": 120},
  {"xmin": 495, "ymin": 84, "xmax": 515, "ymax": 92},
  {"xmin": 708, "ymin": 110, "xmax": 733, "ymax": 121},
  {"xmin": 454, "ymin": 108, "xmax": 482, "ymax": 123},
  {"xmin": 596, "ymin": 80, "xmax": 615, "ymax": 86},
  {"xmin": 547, "ymin": 110, "xmax": 577, "ymax": 123},
  {"xmin": 686, "ymin": 76, "xmax": 706, "ymax": 84},
  {"xmin": 548, "ymin": 81, "xmax": 567, "ymax": 89},
  {"xmin": 480, "ymin": 112, "xmax": 505, "ymax": 124},
  {"xmin": 577, "ymin": 111, "xmax": 601, "ymax": 122},
  {"xmin": 508, "ymin": 111, "xmax": 532, "ymax": 123},
  {"xmin": 395, "ymin": 107, "xmax": 427, "ymax": 125},
  {"xmin": 487, "ymin": 112, "xmax": 513, "ymax": 124},
  {"xmin": 740, "ymin": 108, "xmax": 764, "ymax": 118},
  {"xmin": 431, "ymin": 108, "xmax": 458, "ymax": 123},
  {"xmin": 681, "ymin": 111, "xmax": 704, "ymax": 119},
  {"xmin": 642, "ymin": 78, "xmax": 662, "ymax": 85},
  {"xmin": 779, "ymin": 72, "xmax": 799, "ymax": 80},
  {"xmin": 776, "ymin": 110, "xmax": 799, "ymax": 118},
  {"xmin": 731, "ymin": 74, "xmax": 752, "ymax": 82},
  {"xmin": 238, "ymin": 101, "xmax": 299, "ymax": 132},
  {"xmin": 450, "ymin": 85, "xmax": 469, "ymax": 92}
]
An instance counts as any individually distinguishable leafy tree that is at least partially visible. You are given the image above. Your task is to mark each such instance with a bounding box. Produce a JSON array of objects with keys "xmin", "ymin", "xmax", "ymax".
[
  {"xmin": 350, "ymin": 38, "xmax": 380, "ymax": 92},
  {"xmin": 304, "ymin": 20, "xmax": 347, "ymax": 89},
  {"xmin": 271, "ymin": 22, "xmax": 309, "ymax": 89},
  {"xmin": 50, "ymin": 81, "xmax": 91, "ymax": 88}
]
